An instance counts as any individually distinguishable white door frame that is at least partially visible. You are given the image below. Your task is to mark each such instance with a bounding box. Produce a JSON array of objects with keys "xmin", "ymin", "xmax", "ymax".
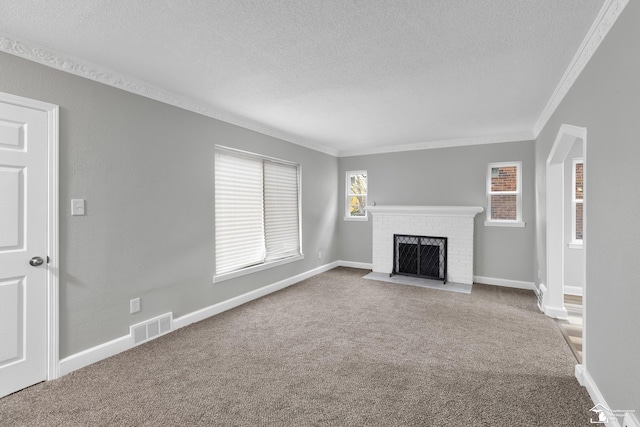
[
  {"xmin": 0, "ymin": 91, "xmax": 59, "ymax": 381},
  {"xmin": 544, "ymin": 124, "xmax": 587, "ymax": 367}
]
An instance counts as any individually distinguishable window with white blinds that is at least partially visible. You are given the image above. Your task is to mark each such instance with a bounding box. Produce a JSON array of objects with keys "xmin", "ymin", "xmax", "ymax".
[
  {"xmin": 215, "ymin": 147, "xmax": 302, "ymax": 280},
  {"xmin": 264, "ymin": 160, "xmax": 300, "ymax": 262}
]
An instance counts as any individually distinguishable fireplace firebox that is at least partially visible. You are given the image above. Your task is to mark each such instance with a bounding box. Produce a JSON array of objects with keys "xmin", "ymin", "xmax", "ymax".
[{"xmin": 391, "ymin": 234, "xmax": 447, "ymax": 283}]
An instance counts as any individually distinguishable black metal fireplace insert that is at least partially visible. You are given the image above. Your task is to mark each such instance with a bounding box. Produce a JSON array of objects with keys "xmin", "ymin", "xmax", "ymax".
[{"xmin": 391, "ymin": 234, "xmax": 447, "ymax": 283}]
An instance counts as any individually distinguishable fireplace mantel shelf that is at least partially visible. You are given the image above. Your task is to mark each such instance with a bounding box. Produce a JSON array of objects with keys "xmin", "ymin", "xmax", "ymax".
[{"xmin": 364, "ymin": 205, "xmax": 484, "ymax": 217}]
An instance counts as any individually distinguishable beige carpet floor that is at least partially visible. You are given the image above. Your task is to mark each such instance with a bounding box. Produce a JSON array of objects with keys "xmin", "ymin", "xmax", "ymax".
[{"xmin": 0, "ymin": 267, "xmax": 593, "ymax": 426}]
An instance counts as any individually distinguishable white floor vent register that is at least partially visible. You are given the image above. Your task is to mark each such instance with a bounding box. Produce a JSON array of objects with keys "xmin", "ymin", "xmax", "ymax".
[{"xmin": 130, "ymin": 313, "xmax": 173, "ymax": 346}]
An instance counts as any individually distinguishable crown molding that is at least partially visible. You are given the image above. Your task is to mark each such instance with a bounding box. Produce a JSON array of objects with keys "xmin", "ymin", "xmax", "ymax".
[
  {"xmin": 532, "ymin": 0, "xmax": 630, "ymax": 138},
  {"xmin": 338, "ymin": 131, "xmax": 534, "ymax": 157},
  {"xmin": 3, "ymin": 0, "xmax": 624, "ymax": 162},
  {"xmin": 0, "ymin": 34, "xmax": 339, "ymax": 157}
]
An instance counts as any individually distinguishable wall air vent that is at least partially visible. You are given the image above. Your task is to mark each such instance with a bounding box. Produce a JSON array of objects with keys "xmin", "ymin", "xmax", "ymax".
[{"xmin": 130, "ymin": 313, "xmax": 173, "ymax": 346}]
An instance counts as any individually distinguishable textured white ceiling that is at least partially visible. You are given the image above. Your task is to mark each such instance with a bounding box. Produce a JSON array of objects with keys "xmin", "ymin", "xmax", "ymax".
[{"xmin": 0, "ymin": 0, "xmax": 605, "ymax": 155}]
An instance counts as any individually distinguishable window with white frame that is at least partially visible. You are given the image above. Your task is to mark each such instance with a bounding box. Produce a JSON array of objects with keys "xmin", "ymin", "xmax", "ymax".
[
  {"xmin": 214, "ymin": 146, "xmax": 302, "ymax": 281},
  {"xmin": 572, "ymin": 159, "xmax": 584, "ymax": 243},
  {"xmin": 345, "ymin": 170, "xmax": 367, "ymax": 220},
  {"xmin": 485, "ymin": 161, "xmax": 523, "ymax": 226}
]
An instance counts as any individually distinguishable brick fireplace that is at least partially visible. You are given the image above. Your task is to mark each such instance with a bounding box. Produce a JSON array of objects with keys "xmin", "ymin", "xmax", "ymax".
[{"xmin": 364, "ymin": 205, "xmax": 483, "ymax": 285}]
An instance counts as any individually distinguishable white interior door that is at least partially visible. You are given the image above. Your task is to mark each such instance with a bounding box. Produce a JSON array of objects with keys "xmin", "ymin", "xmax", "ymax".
[{"xmin": 0, "ymin": 99, "xmax": 49, "ymax": 398}]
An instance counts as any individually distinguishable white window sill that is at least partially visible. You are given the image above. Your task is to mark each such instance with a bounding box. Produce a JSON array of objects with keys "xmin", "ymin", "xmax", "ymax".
[
  {"xmin": 213, "ymin": 254, "xmax": 304, "ymax": 284},
  {"xmin": 568, "ymin": 242, "xmax": 583, "ymax": 249},
  {"xmin": 484, "ymin": 220, "xmax": 526, "ymax": 228},
  {"xmin": 344, "ymin": 216, "xmax": 369, "ymax": 222}
]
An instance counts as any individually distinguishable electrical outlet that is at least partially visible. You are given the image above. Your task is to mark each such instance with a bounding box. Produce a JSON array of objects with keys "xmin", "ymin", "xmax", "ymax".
[
  {"xmin": 318, "ymin": 250, "xmax": 322, "ymax": 259},
  {"xmin": 130, "ymin": 298, "xmax": 141, "ymax": 314}
]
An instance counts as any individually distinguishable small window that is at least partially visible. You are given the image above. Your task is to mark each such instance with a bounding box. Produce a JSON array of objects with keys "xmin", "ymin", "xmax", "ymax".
[
  {"xmin": 214, "ymin": 146, "xmax": 302, "ymax": 282},
  {"xmin": 485, "ymin": 161, "xmax": 524, "ymax": 227},
  {"xmin": 572, "ymin": 159, "xmax": 584, "ymax": 243},
  {"xmin": 345, "ymin": 170, "xmax": 367, "ymax": 221}
]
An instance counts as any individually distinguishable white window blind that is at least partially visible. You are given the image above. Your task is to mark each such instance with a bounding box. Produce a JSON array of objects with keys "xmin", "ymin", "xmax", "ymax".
[
  {"xmin": 215, "ymin": 151, "xmax": 266, "ymax": 275},
  {"xmin": 215, "ymin": 147, "xmax": 301, "ymax": 278},
  {"xmin": 264, "ymin": 160, "xmax": 300, "ymax": 261}
]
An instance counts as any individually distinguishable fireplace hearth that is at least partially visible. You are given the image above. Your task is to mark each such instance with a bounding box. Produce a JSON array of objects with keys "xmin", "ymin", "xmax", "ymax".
[{"xmin": 392, "ymin": 234, "xmax": 447, "ymax": 283}]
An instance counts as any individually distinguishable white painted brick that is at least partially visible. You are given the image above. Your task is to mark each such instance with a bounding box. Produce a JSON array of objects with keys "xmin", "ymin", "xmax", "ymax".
[{"xmin": 371, "ymin": 209, "xmax": 478, "ymax": 284}]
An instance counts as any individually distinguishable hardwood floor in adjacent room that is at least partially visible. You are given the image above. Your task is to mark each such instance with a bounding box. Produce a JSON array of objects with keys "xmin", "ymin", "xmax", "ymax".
[{"xmin": 556, "ymin": 294, "xmax": 583, "ymax": 363}]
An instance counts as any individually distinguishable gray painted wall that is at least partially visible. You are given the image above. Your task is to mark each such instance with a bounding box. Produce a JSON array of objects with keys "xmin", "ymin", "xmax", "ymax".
[
  {"xmin": 338, "ymin": 141, "xmax": 535, "ymax": 282},
  {"xmin": 0, "ymin": 52, "xmax": 339, "ymax": 358},
  {"xmin": 534, "ymin": 1, "xmax": 640, "ymax": 414}
]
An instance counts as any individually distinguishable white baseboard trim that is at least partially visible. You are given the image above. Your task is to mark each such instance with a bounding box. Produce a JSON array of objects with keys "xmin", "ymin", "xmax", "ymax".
[
  {"xmin": 575, "ymin": 364, "xmax": 638, "ymax": 427},
  {"xmin": 543, "ymin": 304, "xmax": 569, "ymax": 319},
  {"xmin": 337, "ymin": 260, "xmax": 372, "ymax": 270},
  {"xmin": 575, "ymin": 364, "xmax": 585, "ymax": 386},
  {"xmin": 59, "ymin": 260, "xmax": 341, "ymax": 376},
  {"xmin": 173, "ymin": 261, "xmax": 339, "ymax": 330},
  {"xmin": 473, "ymin": 275, "xmax": 535, "ymax": 291},
  {"xmin": 564, "ymin": 286, "xmax": 583, "ymax": 296},
  {"xmin": 59, "ymin": 335, "xmax": 131, "ymax": 377}
]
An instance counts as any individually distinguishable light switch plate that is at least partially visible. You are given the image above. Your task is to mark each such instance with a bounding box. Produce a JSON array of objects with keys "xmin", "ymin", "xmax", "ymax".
[{"xmin": 71, "ymin": 199, "xmax": 85, "ymax": 216}]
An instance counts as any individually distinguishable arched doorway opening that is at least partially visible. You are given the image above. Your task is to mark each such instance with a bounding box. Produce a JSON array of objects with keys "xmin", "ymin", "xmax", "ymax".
[{"xmin": 544, "ymin": 124, "xmax": 586, "ymax": 365}]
